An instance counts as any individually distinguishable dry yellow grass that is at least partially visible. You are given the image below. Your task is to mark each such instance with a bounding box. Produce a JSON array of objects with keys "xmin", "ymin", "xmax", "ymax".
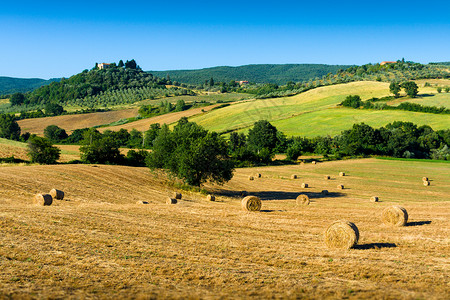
[
  {"xmin": 17, "ymin": 108, "xmax": 139, "ymax": 136},
  {"xmin": 99, "ymin": 104, "xmax": 222, "ymax": 132},
  {"xmin": 0, "ymin": 159, "xmax": 449, "ymax": 298}
]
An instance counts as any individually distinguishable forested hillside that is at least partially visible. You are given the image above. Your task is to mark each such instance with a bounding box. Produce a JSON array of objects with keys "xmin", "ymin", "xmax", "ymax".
[
  {"xmin": 149, "ymin": 64, "xmax": 353, "ymax": 85},
  {"xmin": 0, "ymin": 77, "xmax": 59, "ymax": 95}
]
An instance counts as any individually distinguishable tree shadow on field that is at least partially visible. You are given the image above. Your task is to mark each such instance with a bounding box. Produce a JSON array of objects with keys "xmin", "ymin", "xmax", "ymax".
[
  {"xmin": 214, "ymin": 189, "xmax": 345, "ymax": 201},
  {"xmin": 406, "ymin": 221, "xmax": 432, "ymax": 226},
  {"xmin": 418, "ymin": 93, "xmax": 435, "ymax": 98},
  {"xmin": 354, "ymin": 243, "xmax": 397, "ymax": 250}
]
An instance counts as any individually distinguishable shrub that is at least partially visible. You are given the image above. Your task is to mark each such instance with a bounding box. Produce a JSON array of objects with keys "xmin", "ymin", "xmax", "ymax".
[{"xmin": 27, "ymin": 135, "xmax": 60, "ymax": 164}]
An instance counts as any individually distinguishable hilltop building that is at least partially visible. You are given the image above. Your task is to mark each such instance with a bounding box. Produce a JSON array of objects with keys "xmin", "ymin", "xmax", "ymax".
[
  {"xmin": 98, "ymin": 63, "xmax": 111, "ymax": 70},
  {"xmin": 235, "ymin": 80, "xmax": 249, "ymax": 86},
  {"xmin": 380, "ymin": 61, "xmax": 397, "ymax": 66}
]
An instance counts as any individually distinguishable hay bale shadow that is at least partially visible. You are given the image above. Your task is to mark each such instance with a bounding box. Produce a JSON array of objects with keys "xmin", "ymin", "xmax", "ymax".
[
  {"xmin": 406, "ymin": 221, "xmax": 432, "ymax": 226},
  {"xmin": 213, "ymin": 190, "xmax": 345, "ymax": 200},
  {"xmin": 354, "ymin": 243, "xmax": 397, "ymax": 250},
  {"xmin": 260, "ymin": 209, "xmax": 286, "ymax": 213}
]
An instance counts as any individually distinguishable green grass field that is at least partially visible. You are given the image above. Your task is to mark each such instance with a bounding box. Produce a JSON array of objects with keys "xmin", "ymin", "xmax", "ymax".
[{"xmin": 189, "ymin": 81, "xmax": 450, "ymax": 136}]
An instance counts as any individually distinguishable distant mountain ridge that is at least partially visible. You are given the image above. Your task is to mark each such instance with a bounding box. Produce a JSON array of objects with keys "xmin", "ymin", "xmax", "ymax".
[
  {"xmin": 149, "ymin": 64, "xmax": 353, "ymax": 85},
  {"xmin": 0, "ymin": 76, "xmax": 60, "ymax": 95}
]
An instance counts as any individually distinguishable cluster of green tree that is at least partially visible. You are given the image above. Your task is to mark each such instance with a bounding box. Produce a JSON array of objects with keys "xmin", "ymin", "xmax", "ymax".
[
  {"xmin": 68, "ymin": 86, "xmax": 195, "ymax": 108},
  {"xmin": 138, "ymin": 99, "xmax": 187, "ymax": 117},
  {"xmin": 0, "ymin": 76, "xmax": 60, "ymax": 95},
  {"xmin": 286, "ymin": 122, "xmax": 449, "ymax": 160},
  {"xmin": 340, "ymin": 95, "xmax": 450, "ymax": 114},
  {"xmin": 150, "ymin": 64, "xmax": 353, "ymax": 85},
  {"xmin": 8, "ymin": 60, "xmax": 172, "ymax": 108},
  {"xmin": 389, "ymin": 82, "xmax": 419, "ymax": 98}
]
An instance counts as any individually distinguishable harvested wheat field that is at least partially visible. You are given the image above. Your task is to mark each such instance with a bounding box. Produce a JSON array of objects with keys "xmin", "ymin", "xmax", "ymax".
[
  {"xmin": 99, "ymin": 104, "xmax": 223, "ymax": 132},
  {"xmin": 17, "ymin": 108, "xmax": 139, "ymax": 136},
  {"xmin": 0, "ymin": 158, "xmax": 449, "ymax": 299}
]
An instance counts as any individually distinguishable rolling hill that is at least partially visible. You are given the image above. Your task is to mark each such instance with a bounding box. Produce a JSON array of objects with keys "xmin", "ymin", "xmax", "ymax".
[
  {"xmin": 149, "ymin": 64, "xmax": 353, "ymax": 85},
  {"xmin": 0, "ymin": 76, "xmax": 59, "ymax": 95},
  {"xmin": 188, "ymin": 81, "xmax": 450, "ymax": 137}
]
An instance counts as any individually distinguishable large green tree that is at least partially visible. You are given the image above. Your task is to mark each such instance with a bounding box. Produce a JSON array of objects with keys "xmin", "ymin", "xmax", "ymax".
[
  {"xmin": 27, "ymin": 135, "xmax": 60, "ymax": 164},
  {"xmin": 247, "ymin": 120, "xmax": 278, "ymax": 153},
  {"xmin": 44, "ymin": 125, "xmax": 68, "ymax": 142},
  {"xmin": 10, "ymin": 92, "xmax": 26, "ymax": 106},
  {"xmin": 389, "ymin": 82, "xmax": 401, "ymax": 98},
  {"xmin": 401, "ymin": 81, "xmax": 419, "ymax": 98},
  {"xmin": 146, "ymin": 120, "xmax": 234, "ymax": 186},
  {"xmin": 0, "ymin": 114, "xmax": 21, "ymax": 140}
]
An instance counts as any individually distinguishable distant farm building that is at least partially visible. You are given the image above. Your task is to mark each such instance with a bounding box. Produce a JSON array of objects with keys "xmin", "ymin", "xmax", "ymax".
[
  {"xmin": 380, "ymin": 61, "xmax": 397, "ymax": 66},
  {"xmin": 235, "ymin": 80, "xmax": 249, "ymax": 86},
  {"xmin": 98, "ymin": 63, "xmax": 112, "ymax": 70}
]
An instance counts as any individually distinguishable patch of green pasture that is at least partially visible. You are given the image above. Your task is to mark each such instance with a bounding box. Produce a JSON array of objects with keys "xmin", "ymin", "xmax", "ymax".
[
  {"xmin": 270, "ymin": 108, "xmax": 450, "ymax": 137},
  {"xmin": 191, "ymin": 81, "xmax": 391, "ymax": 133},
  {"xmin": 0, "ymin": 138, "xmax": 27, "ymax": 148}
]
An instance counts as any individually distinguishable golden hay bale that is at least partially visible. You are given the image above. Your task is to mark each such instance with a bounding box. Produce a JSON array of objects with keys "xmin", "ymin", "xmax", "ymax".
[
  {"xmin": 324, "ymin": 175, "xmax": 331, "ymax": 180},
  {"xmin": 241, "ymin": 196, "xmax": 262, "ymax": 212},
  {"xmin": 296, "ymin": 194, "xmax": 310, "ymax": 206},
  {"xmin": 422, "ymin": 177, "xmax": 428, "ymax": 181},
  {"xmin": 255, "ymin": 173, "xmax": 262, "ymax": 178},
  {"xmin": 321, "ymin": 190, "xmax": 328, "ymax": 195},
  {"xmin": 339, "ymin": 172, "xmax": 345, "ymax": 177},
  {"xmin": 423, "ymin": 181, "xmax": 430, "ymax": 186},
  {"xmin": 324, "ymin": 220, "xmax": 359, "ymax": 249},
  {"xmin": 337, "ymin": 184, "xmax": 344, "ymax": 190},
  {"xmin": 33, "ymin": 194, "xmax": 53, "ymax": 206},
  {"xmin": 301, "ymin": 183, "xmax": 308, "ymax": 188},
  {"xmin": 174, "ymin": 192, "xmax": 182, "ymax": 200},
  {"xmin": 248, "ymin": 176, "xmax": 254, "ymax": 181},
  {"xmin": 370, "ymin": 196, "xmax": 379, "ymax": 202},
  {"xmin": 166, "ymin": 197, "xmax": 177, "ymax": 205},
  {"xmin": 49, "ymin": 189, "xmax": 64, "ymax": 200},
  {"xmin": 291, "ymin": 174, "xmax": 298, "ymax": 179},
  {"xmin": 136, "ymin": 200, "xmax": 149, "ymax": 204},
  {"xmin": 382, "ymin": 206, "xmax": 408, "ymax": 226},
  {"xmin": 206, "ymin": 194, "xmax": 215, "ymax": 201},
  {"xmin": 312, "ymin": 161, "xmax": 317, "ymax": 164}
]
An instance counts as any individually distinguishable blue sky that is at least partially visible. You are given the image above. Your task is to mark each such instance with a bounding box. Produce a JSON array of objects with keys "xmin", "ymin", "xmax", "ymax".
[{"xmin": 1, "ymin": 0, "xmax": 449, "ymax": 79}]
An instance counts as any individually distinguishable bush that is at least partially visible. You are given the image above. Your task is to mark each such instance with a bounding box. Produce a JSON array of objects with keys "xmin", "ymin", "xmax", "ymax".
[
  {"xmin": 27, "ymin": 135, "xmax": 60, "ymax": 164},
  {"xmin": 44, "ymin": 125, "xmax": 68, "ymax": 142},
  {"xmin": 341, "ymin": 95, "xmax": 362, "ymax": 108}
]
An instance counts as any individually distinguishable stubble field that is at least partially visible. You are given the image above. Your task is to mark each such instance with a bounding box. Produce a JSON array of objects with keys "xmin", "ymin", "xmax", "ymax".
[{"xmin": 0, "ymin": 158, "xmax": 449, "ymax": 299}]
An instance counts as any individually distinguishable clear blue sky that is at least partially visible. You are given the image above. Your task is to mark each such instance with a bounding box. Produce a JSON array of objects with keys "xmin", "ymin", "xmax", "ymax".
[{"xmin": 1, "ymin": 0, "xmax": 449, "ymax": 79}]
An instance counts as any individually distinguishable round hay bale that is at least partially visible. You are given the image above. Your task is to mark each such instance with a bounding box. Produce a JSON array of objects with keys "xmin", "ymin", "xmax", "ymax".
[
  {"xmin": 136, "ymin": 200, "xmax": 149, "ymax": 204},
  {"xmin": 321, "ymin": 190, "xmax": 329, "ymax": 195},
  {"xmin": 49, "ymin": 189, "xmax": 64, "ymax": 200},
  {"xmin": 206, "ymin": 194, "xmax": 215, "ymax": 201},
  {"xmin": 337, "ymin": 184, "xmax": 344, "ymax": 190},
  {"xmin": 324, "ymin": 220, "xmax": 359, "ymax": 249},
  {"xmin": 240, "ymin": 191, "xmax": 248, "ymax": 197},
  {"xmin": 296, "ymin": 194, "xmax": 310, "ymax": 206},
  {"xmin": 255, "ymin": 173, "xmax": 261, "ymax": 178},
  {"xmin": 241, "ymin": 196, "xmax": 261, "ymax": 212},
  {"xmin": 301, "ymin": 183, "xmax": 308, "ymax": 188},
  {"xmin": 422, "ymin": 177, "xmax": 428, "ymax": 181},
  {"xmin": 33, "ymin": 194, "xmax": 52, "ymax": 206},
  {"xmin": 291, "ymin": 174, "xmax": 298, "ymax": 179},
  {"xmin": 312, "ymin": 161, "xmax": 317, "ymax": 165},
  {"xmin": 381, "ymin": 206, "xmax": 408, "ymax": 226},
  {"xmin": 325, "ymin": 175, "xmax": 330, "ymax": 180},
  {"xmin": 423, "ymin": 181, "xmax": 430, "ymax": 186},
  {"xmin": 166, "ymin": 197, "xmax": 177, "ymax": 205},
  {"xmin": 248, "ymin": 176, "xmax": 254, "ymax": 181},
  {"xmin": 339, "ymin": 172, "xmax": 345, "ymax": 177},
  {"xmin": 173, "ymin": 192, "xmax": 182, "ymax": 200},
  {"xmin": 370, "ymin": 196, "xmax": 379, "ymax": 202}
]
